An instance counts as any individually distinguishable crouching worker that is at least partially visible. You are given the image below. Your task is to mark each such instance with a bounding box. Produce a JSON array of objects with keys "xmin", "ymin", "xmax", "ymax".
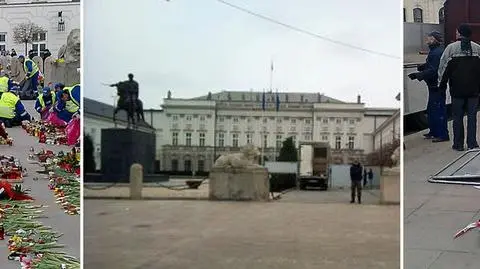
[
  {"xmin": 0, "ymin": 89, "xmax": 31, "ymax": 127},
  {"xmin": 35, "ymin": 87, "xmax": 56, "ymax": 119},
  {"xmin": 54, "ymin": 84, "xmax": 80, "ymax": 122}
]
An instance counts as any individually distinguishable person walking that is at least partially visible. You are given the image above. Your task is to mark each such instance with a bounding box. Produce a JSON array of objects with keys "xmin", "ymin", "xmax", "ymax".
[
  {"xmin": 438, "ymin": 24, "xmax": 480, "ymax": 151},
  {"xmin": 408, "ymin": 31, "xmax": 449, "ymax": 142},
  {"xmin": 350, "ymin": 160, "xmax": 363, "ymax": 204}
]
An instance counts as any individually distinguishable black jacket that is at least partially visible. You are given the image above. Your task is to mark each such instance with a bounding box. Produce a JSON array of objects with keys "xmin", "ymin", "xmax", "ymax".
[
  {"xmin": 440, "ymin": 56, "xmax": 480, "ymax": 98},
  {"xmin": 438, "ymin": 39, "xmax": 480, "ymax": 98},
  {"xmin": 350, "ymin": 163, "xmax": 363, "ymax": 181}
]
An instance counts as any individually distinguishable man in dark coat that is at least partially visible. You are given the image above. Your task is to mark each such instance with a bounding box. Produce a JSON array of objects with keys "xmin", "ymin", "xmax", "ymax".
[
  {"xmin": 409, "ymin": 31, "xmax": 449, "ymax": 142},
  {"xmin": 350, "ymin": 159, "xmax": 363, "ymax": 204},
  {"xmin": 438, "ymin": 24, "xmax": 480, "ymax": 151}
]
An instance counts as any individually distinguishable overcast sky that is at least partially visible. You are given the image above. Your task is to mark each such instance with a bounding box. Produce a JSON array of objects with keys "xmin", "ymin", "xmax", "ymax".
[{"xmin": 84, "ymin": 0, "xmax": 401, "ymax": 109}]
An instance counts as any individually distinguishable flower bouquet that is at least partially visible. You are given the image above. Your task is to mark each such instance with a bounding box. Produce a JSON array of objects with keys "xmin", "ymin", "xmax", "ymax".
[
  {"xmin": 0, "ymin": 156, "xmax": 26, "ymax": 183},
  {"xmin": 48, "ymin": 169, "xmax": 80, "ymax": 215},
  {"xmin": 0, "ymin": 122, "xmax": 13, "ymax": 146}
]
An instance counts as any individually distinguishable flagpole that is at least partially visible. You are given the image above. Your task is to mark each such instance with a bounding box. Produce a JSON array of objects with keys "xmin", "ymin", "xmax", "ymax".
[{"xmin": 261, "ymin": 88, "xmax": 265, "ymax": 166}]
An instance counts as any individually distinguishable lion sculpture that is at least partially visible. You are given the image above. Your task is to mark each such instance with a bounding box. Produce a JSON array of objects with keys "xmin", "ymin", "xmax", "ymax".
[
  {"xmin": 214, "ymin": 144, "xmax": 262, "ymax": 170},
  {"xmin": 57, "ymin": 29, "xmax": 80, "ymax": 63}
]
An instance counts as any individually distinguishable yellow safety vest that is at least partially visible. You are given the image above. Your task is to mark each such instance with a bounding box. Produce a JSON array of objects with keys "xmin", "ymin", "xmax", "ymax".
[
  {"xmin": 0, "ymin": 92, "xmax": 19, "ymax": 119},
  {"xmin": 0, "ymin": 76, "xmax": 8, "ymax": 93},
  {"xmin": 38, "ymin": 91, "xmax": 56, "ymax": 108},
  {"xmin": 24, "ymin": 59, "xmax": 39, "ymax": 78},
  {"xmin": 63, "ymin": 85, "xmax": 79, "ymax": 113}
]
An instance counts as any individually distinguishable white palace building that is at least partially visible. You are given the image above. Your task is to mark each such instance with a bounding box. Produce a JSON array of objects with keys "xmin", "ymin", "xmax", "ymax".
[
  {"xmin": 0, "ymin": 0, "xmax": 80, "ymax": 56},
  {"xmin": 85, "ymin": 91, "xmax": 400, "ymax": 173}
]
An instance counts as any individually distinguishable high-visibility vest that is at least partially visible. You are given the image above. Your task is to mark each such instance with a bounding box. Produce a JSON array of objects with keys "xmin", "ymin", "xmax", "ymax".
[
  {"xmin": 38, "ymin": 91, "xmax": 56, "ymax": 108},
  {"xmin": 24, "ymin": 59, "xmax": 39, "ymax": 78},
  {"xmin": 0, "ymin": 76, "xmax": 8, "ymax": 93},
  {"xmin": 63, "ymin": 85, "xmax": 80, "ymax": 113},
  {"xmin": 0, "ymin": 92, "xmax": 19, "ymax": 119}
]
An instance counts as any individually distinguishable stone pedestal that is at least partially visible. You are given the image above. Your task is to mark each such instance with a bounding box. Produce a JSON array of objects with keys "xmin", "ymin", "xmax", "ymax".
[
  {"xmin": 209, "ymin": 167, "xmax": 269, "ymax": 201},
  {"xmin": 101, "ymin": 128, "xmax": 156, "ymax": 183},
  {"xmin": 380, "ymin": 166, "xmax": 400, "ymax": 205}
]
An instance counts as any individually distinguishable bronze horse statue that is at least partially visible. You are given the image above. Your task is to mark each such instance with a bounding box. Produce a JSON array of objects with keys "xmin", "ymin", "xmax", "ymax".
[{"xmin": 111, "ymin": 81, "xmax": 145, "ymax": 128}]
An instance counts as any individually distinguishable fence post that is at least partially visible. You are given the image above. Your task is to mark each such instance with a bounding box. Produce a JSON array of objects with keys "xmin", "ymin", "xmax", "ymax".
[{"xmin": 130, "ymin": 163, "xmax": 143, "ymax": 200}]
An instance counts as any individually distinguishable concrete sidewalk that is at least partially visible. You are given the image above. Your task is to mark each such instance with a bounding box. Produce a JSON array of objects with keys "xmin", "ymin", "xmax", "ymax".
[
  {"xmin": 404, "ymin": 121, "xmax": 480, "ymax": 268},
  {"xmin": 84, "ymin": 198, "xmax": 399, "ymax": 269}
]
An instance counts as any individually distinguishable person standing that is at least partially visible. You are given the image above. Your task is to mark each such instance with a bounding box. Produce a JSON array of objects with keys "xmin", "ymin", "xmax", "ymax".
[
  {"xmin": 368, "ymin": 169, "xmax": 374, "ymax": 189},
  {"xmin": 408, "ymin": 31, "xmax": 449, "ymax": 142},
  {"xmin": 438, "ymin": 24, "xmax": 480, "ymax": 151},
  {"xmin": 350, "ymin": 160, "xmax": 363, "ymax": 204}
]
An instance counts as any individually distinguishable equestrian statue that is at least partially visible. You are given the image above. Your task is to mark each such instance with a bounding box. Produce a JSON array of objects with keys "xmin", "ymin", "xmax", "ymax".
[{"xmin": 109, "ymin": 73, "xmax": 145, "ymax": 128}]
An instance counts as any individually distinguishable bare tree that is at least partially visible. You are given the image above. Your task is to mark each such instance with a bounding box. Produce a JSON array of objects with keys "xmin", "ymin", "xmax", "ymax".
[{"xmin": 12, "ymin": 22, "xmax": 46, "ymax": 56}]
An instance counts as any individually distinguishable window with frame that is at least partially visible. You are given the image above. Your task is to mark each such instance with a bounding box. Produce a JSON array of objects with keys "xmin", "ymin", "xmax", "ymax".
[
  {"xmin": 276, "ymin": 135, "xmax": 282, "ymax": 149},
  {"xmin": 200, "ymin": 115, "xmax": 205, "ymax": 121},
  {"xmin": 0, "ymin": 33, "xmax": 6, "ymax": 52},
  {"xmin": 184, "ymin": 160, "xmax": 192, "ymax": 172},
  {"xmin": 348, "ymin": 136, "xmax": 355, "ymax": 149},
  {"xmin": 233, "ymin": 117, "xmax": 239, "ymax": 123},
  {"xmin": 219, "ymin": 117, "xmax": 224, "ymax": 122},
  {"xmin": 322, "ymin": 135, "xmax": 328, "ymax": 141},
  {"xmin": 263, "ymin": 118, "xmax": 267, "ymax": 123},
  {"xmin": 276, "ymin": 118, "xmax": 282, "ymax": 123},
  {"xmin": 32, "ymin": 32, "xmax": 47, "ymax": 55},
  {"xmin": 304, "ymin": 134, "xmax": 312, "ymax": 141},
  {"xmin": 172, "ymin": 132, "xmax": 178, "ymax": 145},
  {"xmin": 197, "ymin": 160, "xmax": 205, "ymax": 172},
  {"xmin": 246, "ymin": 134, "xmax": 252, "ymax": 144},
  {"xmin": 349, "ymin": 119, "xmax": 355, "ymax": 125},
  {"xmin": 335, "ymin": 136, "xmax": 341, "ymax": 149},
  {"xmin": 232, "ymin": 134, "xmax": 239, "ymax": 147},
  {"xmin": 263, "ymin": 135, "xmax": 268, "ymax": 148},
  {"xmin": 218, "ymin": 133, "xmax": 224, "ymax": 147},
  {"xmin": 305, "ymin": 119, "xmax": 311, "ymax": 124},
  {"xmin": 171, "ymin": 159, "xmax": 178, "ymax": 171},
  {"xmin": 323, "ymin": 119, "xmax": 328, "ymax": 124},
  {"xmin": 291, "ymin": 119, "xmax": 296, "ymax": 124},
  {"xmin": 186, "ymin": 115, "xmax": 192, "ymax": 121},
  {"xmin": 336, "ymin": 118, "xmax": 342, "ymax": 124},
  {"xmin": 172, "ymin": 115, "xmax": 178, "ymax": 121},
  {"xmin": 185, "ymin": 133, "xmax": 192, "ymax": 146},
  {"xmin": 413, "ymin": 8, "xmax": 423, "ymax": 23},
  {"xmin": 199, "ymin": 133, "xmax": 205, "ymax": 147}
]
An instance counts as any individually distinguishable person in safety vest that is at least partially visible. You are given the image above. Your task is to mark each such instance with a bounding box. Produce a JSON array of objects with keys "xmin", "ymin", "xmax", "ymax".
[
  {"xmin": 18, "ymin": 55, "xmax": 40, "ymax": 95},
  {"xmin": 0, "ymin": 70, "xmax": 17, "ymax": 93},
  {"xmin": 35, "ymin": 87, "xmax": 56, "ymax": 117},
  {"xmin": 0, "ymin": 88, "xmax": 31, "ymax": 128},
  {"xmin": 53, "ymin": 84, "xmax": 80, "ymax": 122}
]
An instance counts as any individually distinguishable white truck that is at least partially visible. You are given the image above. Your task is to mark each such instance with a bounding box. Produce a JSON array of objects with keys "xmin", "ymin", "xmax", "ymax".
[{"xmin": 298, "ymin": 142, "xmax": 331, "ymax": 190}]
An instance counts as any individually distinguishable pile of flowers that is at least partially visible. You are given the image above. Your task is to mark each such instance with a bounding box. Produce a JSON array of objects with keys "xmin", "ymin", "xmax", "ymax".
[
  {"xmin": 48, "ymin": 170, "xmax": 80, "ymax": 215},
  {"xmin": 0, "ymin": 156, "xmax": 26, "ymax": 183},
  {"xmin": 21, "ymin": 121, "xmax": 68, "ymax": 145},
  {"xmin": 1, "ymin": 200, "xmax": 80, "ymax": 268},
  {"xmin": 27, "ymin": 148, "xmax": 80, "ymax": 215}
]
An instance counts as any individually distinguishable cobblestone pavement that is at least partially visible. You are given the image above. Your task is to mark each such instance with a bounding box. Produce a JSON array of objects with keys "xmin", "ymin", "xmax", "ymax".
[
  {"xmin": 84, "ymin": 190, "xmax": 399, "ymax": 269},
  {"xmin": 404, "ymin": 122, "xmax": 480, "ymax": 269}
]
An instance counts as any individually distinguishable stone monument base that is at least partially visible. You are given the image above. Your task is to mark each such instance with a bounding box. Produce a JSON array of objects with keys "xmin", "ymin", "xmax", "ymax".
[
  {"xmin": 380, "ymin": 166, "xmax": 400, "ymax": 205},
  {"xmin": 209, "ymin": 167, "xmax": 269, "ymax": 201}
]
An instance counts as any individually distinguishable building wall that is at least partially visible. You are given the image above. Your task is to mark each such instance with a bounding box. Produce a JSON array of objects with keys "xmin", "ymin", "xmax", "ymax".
[
  {"xmin": 374, "ymin": 110, "xmax": 401, "ymax": 150},
  {"xmin": 85, "ymin": 95, "xmax": 398, "ymax": 172},
  {"xmin": 0, "ymin": 0, "xmax": 80, "ymax": 56},
  {"xmin": 404, "ymin": 0, "xmax": 445, "ymax": 24}
]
